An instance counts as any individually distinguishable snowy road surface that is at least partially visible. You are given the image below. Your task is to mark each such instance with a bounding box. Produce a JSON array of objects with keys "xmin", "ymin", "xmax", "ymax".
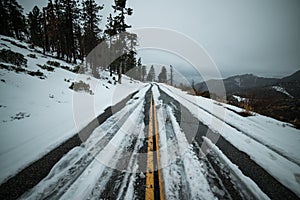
[{"xmin": 1, "ymin": 84, "xmax": 300, "ymax": 200}]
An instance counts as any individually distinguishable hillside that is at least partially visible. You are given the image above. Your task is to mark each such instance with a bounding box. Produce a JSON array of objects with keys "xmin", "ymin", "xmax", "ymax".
[
  {"xmin": 0, "ymin": 35, "xmax": 145, "ymax": 184},
  {"xmin": 194, "ymin": 71, "xmax": 300, "ymax": 128}
]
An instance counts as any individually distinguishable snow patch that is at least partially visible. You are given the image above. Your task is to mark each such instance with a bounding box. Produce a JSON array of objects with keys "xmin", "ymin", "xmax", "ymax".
[
  {"xmin": 272, "ymin": 86, "xmax": 294, "ymax": 98},
  {"xmin": 232, "ymin": 95, "xmax": 246, "ymax": 102}
]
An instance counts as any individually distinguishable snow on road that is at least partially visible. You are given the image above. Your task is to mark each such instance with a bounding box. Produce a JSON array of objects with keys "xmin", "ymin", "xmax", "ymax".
[
  {"xmin": 152, "ymin": 86, "xmax": 215, "ymax": 200},
  {"xmin": 159, "ymin": 84, "xmax": 300, "ymax": 197},
  {"xmin": 203, "ymin": 137, "xmax": 270, "ymax": 200},
  {"xmin": 1, "ymin": 34, "xmax": 300, "ymax": 199}
]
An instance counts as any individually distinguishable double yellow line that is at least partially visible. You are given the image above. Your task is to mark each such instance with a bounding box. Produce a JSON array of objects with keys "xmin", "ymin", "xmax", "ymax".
[{"xmin": 145, "ymin": 95, "xmax": 165, "ymax": 200}]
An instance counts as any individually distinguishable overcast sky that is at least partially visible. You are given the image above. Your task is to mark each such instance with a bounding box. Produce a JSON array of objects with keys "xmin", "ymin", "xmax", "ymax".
[{"xmin": 21, "ymin": 0, "xmax": 300, "ymax": 80}]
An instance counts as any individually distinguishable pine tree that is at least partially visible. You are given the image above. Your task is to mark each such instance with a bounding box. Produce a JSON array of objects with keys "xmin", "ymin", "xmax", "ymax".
[
  {"xmin": 0, "ymin": 0, "xmax": 11, "ymax": 36},
  {"xmin": 42, "ymin": 0, "xmax": 80, "ymax": 63},
  {"xmin": 170, "ymin": 65, "xmax": 173, "ymax": 86},
  {"xmin": 63, "ymin": 0, "xmax": 80, "ymax": 63},
  {"xmin": 74, "ymin": 23, "xmax": 84, "ymax": 61},
  {"xmin": 104, "ymin": 13, "xmax": 118, "ymax": 76},
  {"xmin": 141, "ymin": 65, "xmax": 147, "ymax": 82},
  {"xmin": 28, "ymin": 6, "xmax": 43, "ymax": 47},
  {"xmin": 111, "ymin": 0, "xmax": 133, "ymax": 83},
  {"xmin": 125, "ymin": 50, "xmax": 136, "ymax": 72},
  {"xmin": 146, "ymin": 65, "xmax": 155, "ymax": 82},
  {"xmin": 4, "ymin": 0, "xmax": 27, "ymax": 40},
  {"xmin": 81, "ymin": 0, "xmax": 104, "ymax": 77},
  {"xmin": 124, "ymin": 51, "xmax": 138, "ymax": 80},
  {"xmin": 124, "ymin": 32, "xmax": 137, "ymax": 72},
  {"xmin": 136, "ymin": 57, "xmax": 142, "ymax": 80},
  {"xmin": 82, "ymin": 0, "xmax": 104, "ymax": 56},
  {"xmin": 42, "ymin": 0, "xmax": 57, "ymax": 53},
  {"xmin": 53, "ymin": 0, "xmax": 65, "ymax": 59},
  {"xmin": 158, "ymin": 66, "xmax": 167, "ymax": 83}
]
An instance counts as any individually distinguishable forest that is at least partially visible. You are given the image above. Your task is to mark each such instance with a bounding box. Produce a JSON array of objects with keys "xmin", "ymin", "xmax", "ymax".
[{"xmin": 0, "ymin": 0, "xmax": 170, "ymax": 83}]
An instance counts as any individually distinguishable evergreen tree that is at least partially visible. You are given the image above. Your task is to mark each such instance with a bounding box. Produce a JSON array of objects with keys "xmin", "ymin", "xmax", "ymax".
[
  {"xmin": 74, "ymin": 23, "xmax": 84, "ymax": 61},
  {"xmin": 126, "ymin": 56, "xmax": 141, "ymax": 80},
  {"xmin": 141, "ymin": 65, "xmax": 147, "ymax": 82},
  {"xmin": 110, "ymin": 0, "xmax": 133, "ymax": 83},
  {"xmin": 82, "ymin": 0, "xmax": 104, "ymax": 56},
  {"xmin": 3, "ymin": 0, "xmax": 27, "ymax": 40},
  {"xmin": 53, "ymin": 0, "xmax": 65, "ymax": 59},
  {"xmin": 28, "ymin": 6, "xmax": 43, "ymax": 47},
  {"xmin": 146, "ymin": 65, "xmax": 155, "ymax": 82},
  {"xmin": 104, "ymin": 13, "xmax": 117, "ymax": 76},
  {"xmin": 170, "ymin": 65, "xmax": 173, "ymax": 86},
  {"xmin": 81, "ymin": 0, "xmax": 104, "ymax": 77},
  {"xmin": 136, "ymin": 57, "xmax": 142, "ymax": 80},
  {"xmin": 158, "ymin": 66, "xmax": 167, "ymax": 83},
  {"xmin": 42, "ymin": 0, "xmax": 57, "ymax": 53},
  {"xmin": 124, "ymin": 50, "xmax": 136, "ymax": 73},
  {"xmin": 63, "ymin": 0, "xmax": 80, "ymax": 63},
  {"xmin": 124, "ymin": 32, "xmax": 137, "ymax": 72},
  {"xmin": 42, "ymin": 0, "xmax": 80, "ymax": 63},
  {"xmin": 0, "ymin": 0, "xmax": 11, "ymax": 36}
]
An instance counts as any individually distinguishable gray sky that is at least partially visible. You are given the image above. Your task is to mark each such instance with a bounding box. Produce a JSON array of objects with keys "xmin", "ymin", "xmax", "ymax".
[{"xmin": 21, "ymin": 0, "xmax": 300, "ymax": 80}]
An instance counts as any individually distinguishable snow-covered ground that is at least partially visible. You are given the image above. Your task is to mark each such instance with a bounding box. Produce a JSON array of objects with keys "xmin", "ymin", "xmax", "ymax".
[
  {"xmin": 0, "ymin": 35, "xmax": 145, "ymax": 184},
  {"xmin": 232, "ymin": 95, "xmax": 246, "ymax": 102},
  {"xmin": 159, "ymin": 83, "xmax": 300, "ymax": 197}
]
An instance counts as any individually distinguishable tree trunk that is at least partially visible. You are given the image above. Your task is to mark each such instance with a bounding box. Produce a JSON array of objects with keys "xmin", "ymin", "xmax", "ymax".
[{"xmin": 118, "ymin": 65, "xmax": 122, "ymax": 84}]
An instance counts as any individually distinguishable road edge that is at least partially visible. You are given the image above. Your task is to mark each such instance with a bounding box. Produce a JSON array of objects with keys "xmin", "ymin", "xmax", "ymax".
[{"xmin": 0, "ymin": 89, "xmax": 139, "ymax": 200}]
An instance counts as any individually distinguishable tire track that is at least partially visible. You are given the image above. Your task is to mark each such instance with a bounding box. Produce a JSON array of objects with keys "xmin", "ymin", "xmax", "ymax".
[
  {"xmin": 157, "ymin": 85, "xmax": 299, "ymax": 200},
  {"xmin": 160, "ymin": 84, "xmax": 300, "ymax": 167}
]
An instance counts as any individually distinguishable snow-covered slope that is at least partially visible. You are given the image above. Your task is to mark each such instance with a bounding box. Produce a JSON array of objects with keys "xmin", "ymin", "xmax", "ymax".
[{"xmin": 0, "ymin": 35, "xmax": 145, "ymax": 184}]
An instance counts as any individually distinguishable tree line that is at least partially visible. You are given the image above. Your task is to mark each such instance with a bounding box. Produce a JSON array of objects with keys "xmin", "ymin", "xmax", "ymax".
[
  {"xmin": 128, "ymin": 64, "xmax": 171, "ymax": 84},
  {"xmin": 0, "ymin": 0, "xmax": 140, "ymax": 83}
]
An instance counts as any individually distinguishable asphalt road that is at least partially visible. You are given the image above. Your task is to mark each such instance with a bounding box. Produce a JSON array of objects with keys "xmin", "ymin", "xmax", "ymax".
[{"xmin": 0, "ymin": 84, "xmax": 298, "ymax": 200}]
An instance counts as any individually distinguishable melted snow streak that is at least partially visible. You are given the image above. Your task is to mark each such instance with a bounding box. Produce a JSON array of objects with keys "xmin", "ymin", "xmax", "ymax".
[
  {"xmin": 203, "ymin": 137, "xmax": 270, "ymax": 200},
  {"xmin": 19, "ymin": 88, "xmax": 147, "ymax": 200},
  {"xmin": 152, "ymin": 86, "xmax": 215, "ymax": 200},
  {"xmin": 165, "ymin": 106, "xmax": 215, "ymax": 200}
]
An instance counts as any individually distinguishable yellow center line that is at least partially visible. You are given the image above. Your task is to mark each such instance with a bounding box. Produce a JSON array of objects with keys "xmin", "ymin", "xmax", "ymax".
[
  {"xmin": 145, "ymin": 94, "xmax": 165, "ymax": 200},
  {"xmin": 153, "ymin": 96, "xmax": 165, "ymax": 200},
  {"xmin": 145, "ymin": 94, "xmax": 155, "ymax": 200}
]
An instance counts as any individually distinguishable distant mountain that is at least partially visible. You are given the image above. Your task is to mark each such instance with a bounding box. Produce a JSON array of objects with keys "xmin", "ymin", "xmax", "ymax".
[
  {"xmin": 195, "ymin": 70, "xmax": 300, "ymax": 97},
  {"xmin": 194, "ymin": 70, "xmax": 300, "ymax": 128},
  {"xmin": 195, "ymin": 74, "xmax": 279, "ymax": 96},
  {"xmin": 280, "ymin": 70, "xmax": 300, "ymax": 83}
]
